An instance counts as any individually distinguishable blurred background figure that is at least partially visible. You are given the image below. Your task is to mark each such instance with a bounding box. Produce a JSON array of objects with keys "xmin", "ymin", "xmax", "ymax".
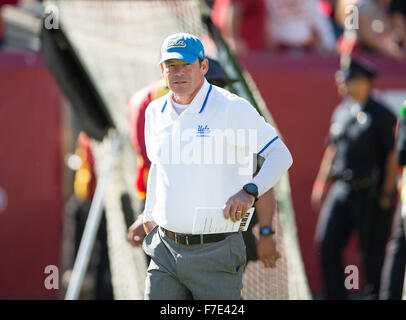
[
  {"xmin": 311, "ymin": 57, "xmax": 398, "ymax": 299},
  {"xmin": 62, "ymin": 132, "xmax": 114, "ymax": 300},
  {"xmin": 319, "ymin": 0, "xmax": 344, "ymax": 39},
  {"xmin": 265, "ymin": 0, "xmax": 336, "ymax": 54},
  {"xmin": 336, "ymin": 0, "xmax": 406, "ymax": 61},
  {"xmin": 212, "ymin": 0, "xmax": 336, "ymax": 55},
  {"xmin": 379, "ymin": 100, "xmax": 406, "ymax": 300},
  {"xmin": 211, "ymin": 0, "xmax": 267, "ymax": 54},
  {"xmin": 356, "ymin": 0, "xmax": 405, "ymax": 60}
]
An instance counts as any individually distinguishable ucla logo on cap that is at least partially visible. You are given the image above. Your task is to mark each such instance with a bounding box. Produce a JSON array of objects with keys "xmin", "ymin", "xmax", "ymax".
[{"xmin": 167, "ymin": 39, "xmax": 187, "ymax": 49}]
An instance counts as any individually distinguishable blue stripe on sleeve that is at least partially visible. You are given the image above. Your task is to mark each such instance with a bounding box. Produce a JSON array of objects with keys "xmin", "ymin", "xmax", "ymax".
[{"xmin": 258, "ymin": 136, "xmax": 279, "ymax": 156}]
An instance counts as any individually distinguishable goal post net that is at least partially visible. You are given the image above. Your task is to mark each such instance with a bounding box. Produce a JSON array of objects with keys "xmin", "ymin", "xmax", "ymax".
[{"xmin": 47, "ymin": 0, "xmax": 311, "ymax": 300}]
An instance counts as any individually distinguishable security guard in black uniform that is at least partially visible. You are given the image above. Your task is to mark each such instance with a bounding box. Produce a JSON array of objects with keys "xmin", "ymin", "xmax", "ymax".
[{"xmin": 311, "ymin": 57, "xmax": 398, "ymax": 299}]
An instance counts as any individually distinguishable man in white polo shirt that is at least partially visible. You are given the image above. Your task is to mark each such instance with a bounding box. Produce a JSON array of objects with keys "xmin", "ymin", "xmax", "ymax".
[{"xmin": 142, "ymin": 32, "xmax": 293, "ymax": 300}]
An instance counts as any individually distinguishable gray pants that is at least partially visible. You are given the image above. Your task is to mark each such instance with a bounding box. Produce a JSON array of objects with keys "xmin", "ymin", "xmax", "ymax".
[{"xmin": 142, "ymin": 226, "xmax": 246, "ymax": 300}]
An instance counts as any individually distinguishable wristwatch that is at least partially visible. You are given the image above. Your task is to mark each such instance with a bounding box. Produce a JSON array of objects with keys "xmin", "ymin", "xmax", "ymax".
[
  {"xmin": 243, "ymin": 183, "xmax": 259, "ymax": 202},
  {"xmin": 260, "ymin": 226, "xmax": 275, "ymax": 236}
]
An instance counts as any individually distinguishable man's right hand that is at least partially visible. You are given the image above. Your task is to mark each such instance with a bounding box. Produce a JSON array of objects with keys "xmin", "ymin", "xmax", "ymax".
[{"xmin": 127, "ymin": 218, "xmax": 146, "ymax": 247}]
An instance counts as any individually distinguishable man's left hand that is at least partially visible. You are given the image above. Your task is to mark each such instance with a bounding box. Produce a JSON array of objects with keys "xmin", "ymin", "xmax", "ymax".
[
  {"xmin": 223, "ymin": 189, "xmax": 255, "ymax": 222},
  {"xmin": 257, "ymin": 236, "xmax": 281, "ymax": 268}
]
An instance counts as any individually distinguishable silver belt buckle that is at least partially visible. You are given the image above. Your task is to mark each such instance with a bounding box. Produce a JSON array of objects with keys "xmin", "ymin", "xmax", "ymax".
[
  {"xmin": 185, "ymin": 235, "xmax": 189, "ymax": 246},
  {"xmin": 174, "ymin": 232, "xmax": 178, "ymax": 244}
]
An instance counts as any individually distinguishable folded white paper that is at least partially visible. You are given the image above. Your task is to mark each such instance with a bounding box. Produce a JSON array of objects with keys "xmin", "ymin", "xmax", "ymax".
[{"xmin": 192, "ymin": 207, "xmax": 255, "ymax": 235}]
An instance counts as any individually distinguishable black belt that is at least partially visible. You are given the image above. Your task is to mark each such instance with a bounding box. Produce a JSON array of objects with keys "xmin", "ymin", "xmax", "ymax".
[
  {"xmin": 160, "ymin": 227, "xmax": 235, "ymax": 246},
  {"xmin": 336, "ymin": 176, "xmax": 374, "ymax": 191},
  {"xmin": 334, "ymin": 169, "xmax": 379, "ymax": 191}
]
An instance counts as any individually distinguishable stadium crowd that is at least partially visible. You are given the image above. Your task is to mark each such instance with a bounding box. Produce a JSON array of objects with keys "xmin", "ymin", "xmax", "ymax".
[{"xmin": 211, "ymin": 0, "xmax": 406, "ymax": 60}]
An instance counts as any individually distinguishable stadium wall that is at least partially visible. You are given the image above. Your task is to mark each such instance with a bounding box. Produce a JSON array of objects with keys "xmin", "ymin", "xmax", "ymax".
[{"xmin": 0, "ymin": 51, "xmax": 62, "ymax": 298}]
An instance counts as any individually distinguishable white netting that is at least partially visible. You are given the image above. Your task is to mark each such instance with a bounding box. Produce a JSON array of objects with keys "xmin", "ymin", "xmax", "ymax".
[{"xmin": 50, "ymin": 0, "xmax": 311, "ymax": 299}]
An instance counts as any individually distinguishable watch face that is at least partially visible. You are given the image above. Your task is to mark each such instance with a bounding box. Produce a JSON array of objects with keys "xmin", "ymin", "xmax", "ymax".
[{"xmin": 245, "ymin": 183, "xmax": 257, "ymax": 194}]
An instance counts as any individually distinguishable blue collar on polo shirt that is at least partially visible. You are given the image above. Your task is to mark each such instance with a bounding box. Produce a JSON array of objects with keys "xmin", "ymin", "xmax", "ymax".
[{"xmin": 161, "ymin": 78, "xmax": 213, "ymax": 116}]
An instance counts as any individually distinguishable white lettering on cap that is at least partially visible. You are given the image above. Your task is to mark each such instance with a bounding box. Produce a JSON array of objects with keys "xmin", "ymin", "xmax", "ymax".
[{"xmin": 167, "ymin": 39, "xmax": 187, "ymax": 49}]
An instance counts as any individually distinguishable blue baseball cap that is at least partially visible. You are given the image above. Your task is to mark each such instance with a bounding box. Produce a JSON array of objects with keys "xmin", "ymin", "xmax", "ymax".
[{"xmin": 159, "ymin": 33, "xmax": 205, "ymax": 65}]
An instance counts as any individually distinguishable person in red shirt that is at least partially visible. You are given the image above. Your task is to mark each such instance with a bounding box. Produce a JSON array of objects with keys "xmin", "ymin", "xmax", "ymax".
[{"xmin": 211, "ymin": 0, "xmax": 266, "ymax": 54}]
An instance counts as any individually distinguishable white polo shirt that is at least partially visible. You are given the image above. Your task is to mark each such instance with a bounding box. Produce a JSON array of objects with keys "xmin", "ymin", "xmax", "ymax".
[{"xmin": 143, "ymin": 79, "xmax": 281, "ymax": 233}]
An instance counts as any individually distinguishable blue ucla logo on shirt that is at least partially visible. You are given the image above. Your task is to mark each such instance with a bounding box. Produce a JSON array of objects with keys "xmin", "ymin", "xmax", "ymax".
[{"xmin": 197, "ymin": 124, "xmax": 210, "ymax": 137}]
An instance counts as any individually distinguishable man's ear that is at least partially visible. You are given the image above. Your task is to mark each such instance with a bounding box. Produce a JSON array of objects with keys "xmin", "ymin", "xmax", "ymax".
[{"xmin": 201, "ymin": 58, "xmax": 209, "ymax": 76}]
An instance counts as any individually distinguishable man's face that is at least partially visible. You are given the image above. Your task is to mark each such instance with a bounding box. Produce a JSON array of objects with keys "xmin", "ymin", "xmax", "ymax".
[
  {"xmin": 345, "ymin": 77, "xmax": 371, "ymax": 99},
  {"xmin": 161, "ymin": 58, "xmax": 208, "ymax": 99}
]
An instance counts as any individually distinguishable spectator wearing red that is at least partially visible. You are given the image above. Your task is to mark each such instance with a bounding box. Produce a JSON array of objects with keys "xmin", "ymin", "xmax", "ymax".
[
  {"xmin": 319, "ymin": 0, "xmax": 344, "ymax": 38},
  {"xmin": 337, "ymin": 0, "xmax": 405, "ymax": 61},
  {"xmin": 265, "ymin": 0, "xmax": 336, "ymax": 53},
  {"xmin": 358, "ymin": 0, "xmax": 405, "ymax": 60},
  {"xmin": 211, "ymin": 0, "xmax": 267, "ymax": 54}
]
